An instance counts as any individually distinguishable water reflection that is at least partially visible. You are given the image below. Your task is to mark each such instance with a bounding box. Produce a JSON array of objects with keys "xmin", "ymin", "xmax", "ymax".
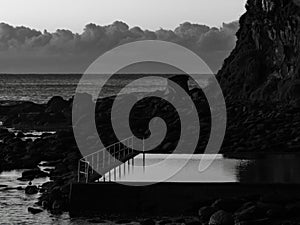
[{"xmin": 235, "ymin": 154, "xmax": 300, "ymax": 183}]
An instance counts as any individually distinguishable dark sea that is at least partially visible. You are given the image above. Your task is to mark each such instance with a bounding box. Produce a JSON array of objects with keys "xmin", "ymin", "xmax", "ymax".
[{"xmin": 0, "ymin": 74, "xmax": 209, "ymax": 104}]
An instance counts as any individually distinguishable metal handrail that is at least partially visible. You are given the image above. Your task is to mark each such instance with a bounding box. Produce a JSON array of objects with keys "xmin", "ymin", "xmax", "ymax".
[{"xmin": 78, "ymin": 136, "xmax": 137, "ymax": 183}]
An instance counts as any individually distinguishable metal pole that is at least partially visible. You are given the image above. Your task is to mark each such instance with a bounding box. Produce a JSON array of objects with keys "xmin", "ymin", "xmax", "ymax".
[
  {"xmin": 91, "ymin": 155, "xmax": 94, "ymax": 174},
  {"xmin": 143, "ymin": 139, "xmax": 145, "ymax": 169},
  {"xmin": 103, "ymin": 150, "xmax": 105, "ymax": 168},
  {"xmin": 77, "ymin": 160, "xmax": 80, "ymax": 182},
  {"xmin": 97, "ymin": 152, "xmax": 99, "ymax": 173}
]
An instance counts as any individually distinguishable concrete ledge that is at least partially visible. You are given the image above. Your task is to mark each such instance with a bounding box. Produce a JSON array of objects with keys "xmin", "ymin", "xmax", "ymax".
[{"xmin": 69, "ymin": 182, "xmax": 300, "ymax": 216}]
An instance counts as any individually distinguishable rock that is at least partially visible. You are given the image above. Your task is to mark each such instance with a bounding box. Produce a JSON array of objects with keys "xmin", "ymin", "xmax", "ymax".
[
  {"xmin": 211, "ymin": 198, "xmax": 244, "ymax": 212},
  {"xmin": 168, "ymin": 75, "xmax": 190, "ymax": 94},
  {"xmin": 115, "ymin": 219, "xmax": 132, "ymax": 224},
  {"xmin": 235, "ymin": 205, "xmax": 265, "ymax": 222},
  {"xmin": 256, "ymin": 202, "xmax": 285, "ymax": 218},
  {"xmin": 286, "ymin": 202, "xmax": 300, "ymax": 216},
  {"xmin": 88, "ymin": 219, "xmax": 107, "ymax": 223},
  {"xmin": 45, "ymin": 96, "xmax": 69, "ymax": 113},
  {"xmin": 18, "ymin": 168, "xmax": 48, "ymax": 181},
  {"xmin": 16, "ymin": 132, "xmax": 25, "ymax": 138},
  {"xmin": 141, "ymin": 219, "xmax": 156, "ymax": 225},
  {"xmin": 208, "ymin": 210, "xmax": 234, "ymax": 225},
  {"xmin": 235, "ymin": 218, "xmax": 272, "ymax": 225},
  {"xmin": 198, "ymin": 206, "xmax": 217, "ymax": 222},
  {"xmin": 25, "ymin": 185, "xmax": 39, "ymax": 195},
  {"xmin": 28, "ymin": 207, "xmax": 43, "ymax": 214},
  {"xmin": 158, "ymin": 219, "xmax": 172, "ymax": 225},
  {"xmin": 51, "ymin": 200, "xmax": 64, "ymax": 211}
]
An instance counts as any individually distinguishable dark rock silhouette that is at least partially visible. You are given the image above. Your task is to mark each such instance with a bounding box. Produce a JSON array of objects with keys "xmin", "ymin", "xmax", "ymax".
[
  {"xmin": 28, "ymin": 207, "xmax": 43, "ymax": 214},
  {"xmin": 218, "ymin": 0, "xmax": 300, "ymax": 105},
  {"xmin": 25, "ymin": 184, "xmax": 38, "ymax": 195}
]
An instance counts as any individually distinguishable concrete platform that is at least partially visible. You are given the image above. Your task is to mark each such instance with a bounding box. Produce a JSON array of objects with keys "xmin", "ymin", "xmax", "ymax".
[{"xmin": 69, "ymin": 182, "xmax": 300, "ymax": 216}]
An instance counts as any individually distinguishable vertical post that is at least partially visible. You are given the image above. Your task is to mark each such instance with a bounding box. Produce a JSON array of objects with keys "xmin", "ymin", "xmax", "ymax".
[
  {"xmin": 124, "ymin": 161, "xmax": 126, "ymax": 175},
  {"xmin": 109, "ymin": 170, "xmax": 111, "ymax": 181},
  {"xmin": 91, "ymin": 155, "xmax": 94, "ymax": 174},
  {"xmin": 97, "ymin": 152, "xmax": 99, "ymax": 174},
  {"xmin": 114, "ymin": 144, "xmax": 116, "ymax": 162},
  {"xmin": 143, "ymin": 138, "xmax": 145, "ymax": 169},
  {"xmin": 77, "ymin": 160, "xmax": 80, "ymax": 183},
  {"xmin": 85, "ymin": 162, "xmax": 89, "ymax": 183},
  {"xmin": 103, "ymin": 150, "xmax": 105, "ymax": 168}
]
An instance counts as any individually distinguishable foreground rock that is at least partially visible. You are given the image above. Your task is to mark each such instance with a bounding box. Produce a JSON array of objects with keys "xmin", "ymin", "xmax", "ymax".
[
  {"xmin": 25, "ymin": 185, "xmax": 39, "ymax": 195},
  {"xmin": 209, "ymin": 210, "xmax": 234, "ymax": 225},
  {"xmin": 18, "ymin": 168, "xmax": 48, "ymax": 181},
  {"xmin": 28, "ymin": 207, "xmax": 43, "ymax": 214}
]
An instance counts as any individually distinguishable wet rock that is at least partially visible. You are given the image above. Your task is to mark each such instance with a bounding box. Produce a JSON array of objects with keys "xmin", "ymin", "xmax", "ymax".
[
  {"xmin": 256, "ymin": 202, "xmax": 285, "ymax": 218},
  {"xmin": 141, "ymin": 219, "xmax": 156, "ymax": 225},
  {"xmin": 51, "ymin": 200, "xmax": 64, "ymax": 211},
  {"xmin": 211, "ymin": 198, "xmax": 245, "ymax": 212},
  {"xmin": 235, "ymin": 205, "xmax": 265, "ymax": 222},
  {"xmin": 45, "ymin": 96, "xmax": 69, "ymax": 114},
  {"xmin": 16, "ymin": 132, "xmax": 25, "ymax": 138},
  {"xmin": 28, "ymin": 207, "xmax": 43, "ymax": 214},
  {"xmin": 25, "ymin": 185, "xmax": 39, "ymax": 195},
  {"xmin": 286, "ymin": 202, "xmax": 300, "ymax": 216},
  {"xmin": 88, "ymin": 219, "xmax": 108, "ymax": 223},
  {"xmin": 18, "ymin": 168, "xmax": 48, "ymax": 181},
  {"xmin": 198, "ymin": 206, "xmax": 217, "ymax": 222},
  {"xmin": 158, "ymin": 219, "xmax": 172, "ymax": 225},
  {"xmin": 208, "ymin": 210, "xmax": 234, "ymax": 225},
  {"xmin": 235, "ymin": 218, "xmax": 272, "ymax": 225},
  {"xmin": 115, "ymin": 219, "xmax": 133, "ymax": 224}
]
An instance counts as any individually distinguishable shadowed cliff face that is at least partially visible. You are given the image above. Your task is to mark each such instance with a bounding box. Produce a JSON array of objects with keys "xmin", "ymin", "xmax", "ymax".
[{"xmin": 218, "ymin": 0, "xmax": 300, "ymax": 105}]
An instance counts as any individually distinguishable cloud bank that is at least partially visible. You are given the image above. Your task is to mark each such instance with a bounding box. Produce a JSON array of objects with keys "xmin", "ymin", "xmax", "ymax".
[{"xmin": 0, "ymin": 21, "xmax": 238, "ymax": 73}]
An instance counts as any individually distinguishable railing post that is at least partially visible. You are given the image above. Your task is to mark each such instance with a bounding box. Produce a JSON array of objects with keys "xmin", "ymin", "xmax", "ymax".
[
  {"xmin": 77, "ymin": 160, "xmax": 80, "ymax": 183},
  {"xmin": 91, "ymin": 155, "xmax": 94, "ymax": 174},
  {"xmin": 143, "ymin": 138, "xmax": 145, "ymax": 169},
  {"xmin": 103, "ymin": 150, "xmax": 105, "ymax": 168},
  {"xmin": 97, "ymin": 152, "xmax": 99, "ymax": 174}
]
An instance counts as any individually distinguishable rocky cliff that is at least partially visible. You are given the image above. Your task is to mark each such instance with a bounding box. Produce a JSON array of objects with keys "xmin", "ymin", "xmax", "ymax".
[{"xmin": 218, "ymin": 0, "xmax": 300, "ymax": 105}]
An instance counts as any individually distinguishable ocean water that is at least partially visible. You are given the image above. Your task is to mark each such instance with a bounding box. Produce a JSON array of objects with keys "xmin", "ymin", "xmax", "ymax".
[{"xmin": 0, "ymin": 74, "xmax": 209, "ymax": 104}]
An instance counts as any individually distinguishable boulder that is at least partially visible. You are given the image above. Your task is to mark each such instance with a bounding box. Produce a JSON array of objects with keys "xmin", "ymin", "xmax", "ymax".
[
  {"xmin": 45, "ymin": 96, "xmax": 69, "ymax": 113},
  {"xmin": 141, "ymin": 219, "xmax": 156, "ymax": 225},
  {"xmin": 286, "ymin": 202, "xmax": 300, "ymax": 216},
  {"xmin": 208, "ymin": 210, "xmax": 234, "ymax": 225},
  {"xmin": 18, "ymin": 168, "xmax": 48, "ymax": 181},
  {"xmin": 198, "ymin": 206, "xmax": 217, "ymax": 222},
  {"xmin": 28, "ymin": 207, "xmax": 43, "ymax": 214},
  {"xmin": 25, "ymin": 185, "xmax": 39, "ymax": 195},
  {"xmin": 235, "ymin": 205, "xmax": 265, "ymax": 222}
]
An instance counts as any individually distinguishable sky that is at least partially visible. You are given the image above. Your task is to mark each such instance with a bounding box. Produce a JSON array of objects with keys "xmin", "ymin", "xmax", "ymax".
[{"xmin": 0, "ymin": 0, "xmax": 247, "ymax": 73}]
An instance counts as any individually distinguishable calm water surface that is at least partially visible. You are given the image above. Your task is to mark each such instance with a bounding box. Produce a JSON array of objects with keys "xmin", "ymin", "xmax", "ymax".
[{"xmin": 104, "ymin": 154, "xmax": 300, "ymax": 184}]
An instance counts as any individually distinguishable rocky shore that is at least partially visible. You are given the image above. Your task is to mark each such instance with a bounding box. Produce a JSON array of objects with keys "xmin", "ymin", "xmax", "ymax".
[{"xmin": 0, "ymin": 85, "xmax": 299, "ymax": 223}]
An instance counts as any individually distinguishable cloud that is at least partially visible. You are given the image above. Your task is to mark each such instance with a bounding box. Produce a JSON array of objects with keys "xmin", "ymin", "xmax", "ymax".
[{"xmin": 0, "ymin": 21, "xmax": 238, "ymax": 73}]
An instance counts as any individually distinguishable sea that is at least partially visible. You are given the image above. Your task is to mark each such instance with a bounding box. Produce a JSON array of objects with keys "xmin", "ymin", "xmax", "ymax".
[{"xmin": 0, "ymin": 74, "xmax": 208, "ymax": 104}]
